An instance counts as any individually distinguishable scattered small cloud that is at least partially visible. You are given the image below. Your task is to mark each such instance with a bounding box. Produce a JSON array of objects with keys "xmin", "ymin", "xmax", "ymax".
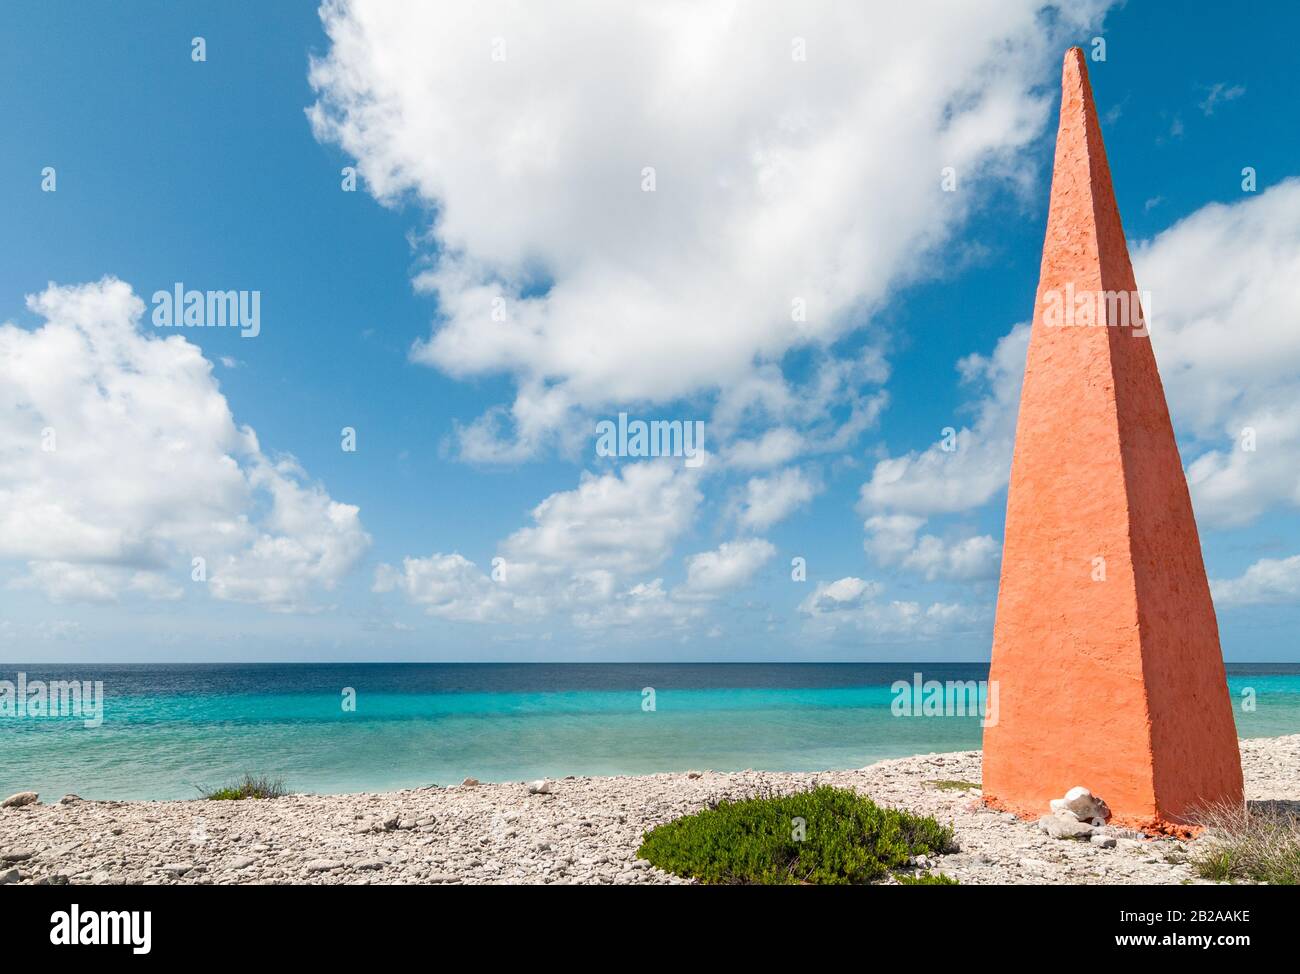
[
  {"xmin": 1199, "ymin": 82, "xmax": 1245, "ymax": 117},
  {"xmin": 798, "ymin": 576, "xmax": 988, "ymax": 641}
]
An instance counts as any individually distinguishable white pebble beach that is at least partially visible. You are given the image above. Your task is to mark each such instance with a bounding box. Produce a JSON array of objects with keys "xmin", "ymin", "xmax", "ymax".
[{"xmin": 2, "ymin": 734, "xmax": 1296, "ymax": 886}]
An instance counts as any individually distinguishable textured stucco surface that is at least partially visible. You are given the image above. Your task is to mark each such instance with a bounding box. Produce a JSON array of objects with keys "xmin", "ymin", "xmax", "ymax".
[{"xmin": 982, "ymin": 49, "xmax": 1243, "ymax": 829}]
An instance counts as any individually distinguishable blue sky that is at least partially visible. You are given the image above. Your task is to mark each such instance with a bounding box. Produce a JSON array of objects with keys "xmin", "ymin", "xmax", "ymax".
[{"xmin": 1, "ymin": 0, "xmax": 1298, "ymax": 662}]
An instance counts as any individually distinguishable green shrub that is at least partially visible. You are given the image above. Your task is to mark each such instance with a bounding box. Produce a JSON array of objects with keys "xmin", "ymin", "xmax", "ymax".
[
  {"xmin": 637, "ymin": 785, "xmax": 955, "ymax": 884},
  {"xmin": 198, "ymin": 773, "xmax": 288, "ymax": 801},
  {"xmin": 897, "ymin": 872, "xmax": 959, "ymax": 885}
]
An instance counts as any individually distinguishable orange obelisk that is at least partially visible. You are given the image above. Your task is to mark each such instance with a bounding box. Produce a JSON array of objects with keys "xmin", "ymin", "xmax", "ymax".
[{"xmin": 982, "ymin": 49, "xmax": 1243, "ymax": 830}]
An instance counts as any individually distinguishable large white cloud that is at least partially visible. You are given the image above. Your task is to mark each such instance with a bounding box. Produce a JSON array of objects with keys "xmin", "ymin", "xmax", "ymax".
[
  {"xmin": 0, "ymin": 278, "xmax": 370, "ymax": 610},
  {"xmin": 308, "ymin": 0, "xmax": 1111, "ymax": 459}
]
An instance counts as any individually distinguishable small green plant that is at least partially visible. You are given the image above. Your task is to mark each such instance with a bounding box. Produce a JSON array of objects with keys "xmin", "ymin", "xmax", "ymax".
[
  {"xmin": 926, "ymin": 779, "xmax": 981, "ymax": 791},
  {"xmin": 1195, "ymin": 848, "xmax": 1239, "ymax": 882},
  {"xmin": 198, "ymin": 773, "xmax": 288, "ymax": 801},
  {"xmin": 637, "ymin": 785, "xmax": 956, "ymax": 884},
  {"xmin": 897, "ymin": 872, "xmax": 959, "ymax": 885},
  {"xmin": 1190, "ymin": 799, "xmax": 1300, "ymax": 885}
]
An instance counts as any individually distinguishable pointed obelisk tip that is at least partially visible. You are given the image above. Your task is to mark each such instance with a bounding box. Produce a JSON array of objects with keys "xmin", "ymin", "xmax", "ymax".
[
  {"xmin": 1063, "ymin": 46, "xmax": 1087, "ymax": 84},
  {"xmin": 1058, "ymin": 46, "xmax": 1099, "ymax": 131}
]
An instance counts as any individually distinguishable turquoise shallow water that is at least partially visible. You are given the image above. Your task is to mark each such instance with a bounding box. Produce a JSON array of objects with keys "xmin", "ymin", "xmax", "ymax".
[{"xmin": 2, "ymin": 663, "xmax": 1297, "ymax": 799}]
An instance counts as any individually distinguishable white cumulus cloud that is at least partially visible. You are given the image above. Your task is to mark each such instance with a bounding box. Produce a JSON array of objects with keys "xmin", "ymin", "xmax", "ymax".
[
  {"xmin": 863, "ymin": 514, "xmax": 999, "ymax": 582},
  {"xmin": 734, "ymin": 467, "xmax": 821, "ymax": 531},
  {"xmin": 308, "ymin": 0, "xmax": 1111, "ymax": 458},
  {"xmin": 375, "ymin": 461, "xmax": 707, "ymax": 627},
  {"xmin": 857, "ymin": 179, "xmax": 1300, "ymax": 563},
  {"xmin": 0, "ymin": 278, "xmax": 370, "ymax": 611},
  {"xmin": 683, "ymin": 538, "xmax": 777, "ymax": 595},
  {"xmin": 500, "ymin": 461, "xmax": 701, "ymax": 577},
  {"xmin": 373, "ymin": 553, "xmax": 528, "ymax": 622},
  {"xmin": 1211, "ymin": 555, "xmax": 1300, "ymax": 607},
  {"xmin": 860, "ymin": 324, "xmax": 1029, "ymax": 517},
  {"xmin": 1135, "ymin": 179, "xmax": 1300, "ymax": 527}
]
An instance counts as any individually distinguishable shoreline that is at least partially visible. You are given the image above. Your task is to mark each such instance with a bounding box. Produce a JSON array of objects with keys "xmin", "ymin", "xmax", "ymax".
[
  {"xmin": 7, "ymin": 661, "xmax": 1296, "ymax": 802},
  {"xmin": 2, "ymin": 734, "xmax": 1296, "ymax": 885}
]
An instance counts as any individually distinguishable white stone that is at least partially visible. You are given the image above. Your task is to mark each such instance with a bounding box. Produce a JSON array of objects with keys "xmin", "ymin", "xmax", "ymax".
[
  {"xmin": 1061, "ymin": 786, "xmax": 1110, "ymax": 823},
  {"xmin": 1037, "ymin": 813, "xmax": 1097, "ymax": 840}
]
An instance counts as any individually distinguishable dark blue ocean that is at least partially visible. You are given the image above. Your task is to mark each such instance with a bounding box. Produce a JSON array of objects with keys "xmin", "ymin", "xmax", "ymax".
[{"xmin": 2, "ymin": 663, "xmax": 1297, "ymax": 799}]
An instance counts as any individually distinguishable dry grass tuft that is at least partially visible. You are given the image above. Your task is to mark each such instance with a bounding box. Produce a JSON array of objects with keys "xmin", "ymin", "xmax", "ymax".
[{"xmin": 1189, "ymin": 799, "xmax": 1300, "ymax": 885}]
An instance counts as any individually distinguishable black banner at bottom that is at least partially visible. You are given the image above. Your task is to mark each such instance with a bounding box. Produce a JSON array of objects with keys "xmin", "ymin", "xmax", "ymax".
[{"xmin": 0, "ymin": 881, "xmax": 1280, "ymax": 959}]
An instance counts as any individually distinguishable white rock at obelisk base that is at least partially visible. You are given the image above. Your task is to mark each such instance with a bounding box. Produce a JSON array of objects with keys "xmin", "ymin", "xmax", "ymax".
[{"xmin": 1049, "ymin": 786, "xmax": 1110, "ymax": 826}]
